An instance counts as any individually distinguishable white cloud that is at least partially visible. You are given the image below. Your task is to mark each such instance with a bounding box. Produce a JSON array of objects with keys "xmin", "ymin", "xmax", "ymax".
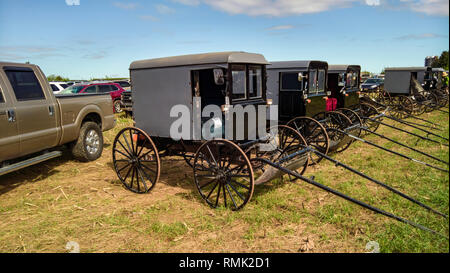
[
  {"xmin": 171, "ymin": 0, "xmax": 200, "ymax": 5},
  {"xmin": 139, "ymin": 15, "xmax": 159, "ymax": 21},
  {"xmin": 171, "ymin": 0, "xmax": 449, "ymax": 17},
  {"xmin": 395, "ymin": 33, "xmax": 448, "ymax": 40},
  {"xmin": 365, "ymin": 0, "xmax": 380, "ymax": 6},
  {"xmin": 113, "ymin": 2, "xmax": 139, "ymax": 10},
  {"xmin": 409, "ymin": 0, "xmax": 449, "ymax": 16},
  {"xmin": 202, "ymin": 0, "xmax": 359, "ymax": 16},
  {"xmin": 155, "ymin": 4, "xmax": 175, "ymax": 14},
  {"xmin": 266, "ymin": 25, "xmax": 294, "ymax": 30}
]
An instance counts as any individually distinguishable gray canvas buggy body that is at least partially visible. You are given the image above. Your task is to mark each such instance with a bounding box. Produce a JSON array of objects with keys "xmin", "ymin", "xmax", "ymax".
[
  {"xmin": 110, "ymin": 53, "xmax": 448, "ymax": 236},
  {"xmin": 265, "ymin": 61, "xmax": 379, "ymax": 163},
  {"xmin": 111, "ymin": 52, "xmax": 312, "ymax": 210},
  {"xmin": 384, "ymin": 67, "xmax": 443, "ymax": 116}
]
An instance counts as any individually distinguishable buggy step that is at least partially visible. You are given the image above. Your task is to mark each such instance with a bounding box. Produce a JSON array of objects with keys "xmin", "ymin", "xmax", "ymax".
[{"xmin": 0, "ymin": 151, "xmax": 62, "ymax": 176}]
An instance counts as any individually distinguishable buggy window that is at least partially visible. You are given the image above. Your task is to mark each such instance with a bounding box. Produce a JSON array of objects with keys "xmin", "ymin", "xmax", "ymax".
[
  {"xmin": 0, "ymin": 89, "xmax": 4, "ymax": 103},
  {"xmin": 5, "ymin": 70, "xmax": 45, "ymax": 101},
  {"xmin": 248, "ymin": 65, "xmax": 262, "ymax": 98},
  {"xmin": 308, "ymin": 70, "xmax": 317, "ymax": 93},
  {"xmin": 61, "ymin": 84, "xmax": 68, "ymax": 89},
  {"xmin": 346, "ymin": 72, "xmax": 359, "ymax": 88},
  {"xmin": 318, "ymin": 69, "xmax": 325, "ymax": 92},
  {"xmin": 231, "ymin": 65, "xmax": 246, "ymax": 100},
  {"xmin": 281, "ymin": 72, "xmax": 303, "ymax": 91}
]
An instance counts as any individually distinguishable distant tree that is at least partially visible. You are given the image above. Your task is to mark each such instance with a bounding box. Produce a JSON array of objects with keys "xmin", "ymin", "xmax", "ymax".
[
  {"xmin": 431, "ymin": 51, "xmax": 449, "ymax": 70},
  {"xmin": 47, "ymin": 74, "xmax": 70, "ymax": 82},
  {"xmin": 380, "ymin": 69, "xmax": 385, "ymax": 75}
]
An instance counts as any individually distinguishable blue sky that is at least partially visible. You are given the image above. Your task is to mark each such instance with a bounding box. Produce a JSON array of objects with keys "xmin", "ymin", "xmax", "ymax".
[{"xmin": 0, "ymin": 0, "xmax": 448, "ymax": 79}]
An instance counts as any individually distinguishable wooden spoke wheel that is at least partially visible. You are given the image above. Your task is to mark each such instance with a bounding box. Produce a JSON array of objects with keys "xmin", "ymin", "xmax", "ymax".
[
  {"xmin": 313, "ymin": 111, "xmax": 353, "ymax": 153},
  {"xmin": 389, "ymin": 95, "xmax": 413, "ymax": 119},
  {"xmin": 286, "ymin": 117, "xmax": 329, "ymax": 165},
  {"xmin": 411, "ymin": 94, "xmax": 427, "ymax": 115},
  {"xmin": 112, "ymin": 127, "xmax": 160, "ymax": 194},
  {"xmin": 336, "ymin": 108, "xmax": 363, "ymax": 138},
  {"xmin": 358, "ymin": 102, "xmax": 381, "ymax": 134},
  {"xmin": 193, "ymin": 139, "xmax": 254, "ymax": 211},
  {"xmin": 245, "ymin": 125, "xmax": 309, "ymax": 183},
  {"xmin": 425, "ymin": 92, "xmax": 439, "ymax": 112},
  {"xmin": 434, "ymin": 90, "xmax": 449, "ymax": 108}
]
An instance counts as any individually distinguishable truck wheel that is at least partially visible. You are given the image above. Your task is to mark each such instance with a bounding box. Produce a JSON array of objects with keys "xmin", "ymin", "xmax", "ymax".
[
  {"xmin": 72, "ymin": 122, "xmax": 103, "ymax": 162},
  {"xmin": 114, "ymin": 100, "xmax": 123, "ymax": 113}
]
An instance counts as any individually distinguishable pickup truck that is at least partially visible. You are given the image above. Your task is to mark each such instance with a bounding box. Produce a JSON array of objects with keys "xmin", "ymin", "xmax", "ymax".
[{"xmin": 0, "ymin": 62, "xmax": 116, "ymax": 175}]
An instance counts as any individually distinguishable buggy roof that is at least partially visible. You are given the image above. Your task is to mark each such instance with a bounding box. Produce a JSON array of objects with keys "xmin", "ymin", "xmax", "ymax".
[
  {"xmin": 385, "ymin": 67, "xmax": 426, "ymax": 72},
  {"xmin": 328, "ymin": 65, "xmax": 361, "ymax": 73},
  {"xmin": 129, "ymin": 51, "xmax": 269, "ymax": 70},
  {"xmin": 432, "ymin": 68, "xmax": 445, "ymax": 72},
  {"xmin": 267, "ymin": 60, "xmax": 327, "ymax": 70}
]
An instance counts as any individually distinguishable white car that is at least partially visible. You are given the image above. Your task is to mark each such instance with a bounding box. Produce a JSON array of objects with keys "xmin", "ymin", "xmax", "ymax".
[{"xmin": 50, "ymin": 82, "xmax": 69, "ymax": 93}]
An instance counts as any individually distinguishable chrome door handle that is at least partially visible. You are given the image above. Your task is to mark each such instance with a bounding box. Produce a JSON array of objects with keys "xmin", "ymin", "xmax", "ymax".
[
  {"xmin": 48, "ymin": 105, "xmax": 55, "ymax": 116},
  {"xmin": 7, "ymin": 109, "xmax": 15, "ymax": 122}
]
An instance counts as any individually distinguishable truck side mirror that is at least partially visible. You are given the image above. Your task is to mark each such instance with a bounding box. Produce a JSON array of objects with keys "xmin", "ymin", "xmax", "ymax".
[
  {"xmin": 298, "ymin": 73, "xmax": 304, "ymax": 82},
  {"xmin": 213, "ymin": 69, "xmax": 225, "ymax": 85}
]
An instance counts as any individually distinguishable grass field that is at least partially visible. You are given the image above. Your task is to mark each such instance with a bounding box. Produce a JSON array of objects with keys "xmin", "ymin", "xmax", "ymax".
[{"xmin": 0, "ymin": 109, "xmax": 448, "ymax": 253}]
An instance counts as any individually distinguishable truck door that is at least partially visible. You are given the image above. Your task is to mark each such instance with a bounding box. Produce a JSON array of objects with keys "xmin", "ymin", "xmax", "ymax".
[
  {"xmin": 2, "ymin": 66, "xmax": 59, "ymax": 157},
  {"xmin": 0, "ymin": 78, "xmax": 20, "ymax": 162}
]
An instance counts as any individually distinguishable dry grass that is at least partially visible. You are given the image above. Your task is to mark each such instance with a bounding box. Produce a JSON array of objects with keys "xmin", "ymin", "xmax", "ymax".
[{"xmin": 0, "ymin": 110, "xmax": 448, "ymax": 253}]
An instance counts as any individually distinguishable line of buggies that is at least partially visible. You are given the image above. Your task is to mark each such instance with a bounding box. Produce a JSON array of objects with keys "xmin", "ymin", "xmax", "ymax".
[{"xmin": 111, "ymin": 52, "xmax": 449, "ymax": 238}]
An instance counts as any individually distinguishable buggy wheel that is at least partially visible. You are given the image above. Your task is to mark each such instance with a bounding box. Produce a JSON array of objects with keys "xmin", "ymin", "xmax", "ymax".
[
  {"xmin": 193, "ymin": 139, "xmax": 254, "ymax": 211},
  {"xmin": 112, "ymin": 127, "xmax": 160, "ymax": 194},
  {"xmin": 389, "ymin": 95, "xmax": 413, "ymax": 119},
  {"xmin": 286, "ymin": 117, "xmax": 329, "ymax": 165},
  {"xmin": 336, "ymin": 108, "xmax": 363, "ymax": 138},
  {"xmin": 313, "ymin": 111, "xmax": 353, "ymax": 153},
  {"xmin": 411, "ymin": 95, "xmax": 426, "ymax": 116},
  {"xmin": 358, "ymin": 102, "xmax": 381, "ymax": 133},
  {"xmin": 245, "ymin": 125, "xmax": 309, "ymax": 184},
  {"xmin": 425, "ymin": 92, "xmax": 439, "ymax": 112}
]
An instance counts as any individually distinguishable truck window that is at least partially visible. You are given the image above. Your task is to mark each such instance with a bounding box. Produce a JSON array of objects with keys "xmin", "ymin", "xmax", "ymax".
[
  {"xmin": 0, "ymin": 89, "xmax": 4, "ymax": 103},
  {"xmin": 5, "ymin": 70, "xmax": 45, "ymax": 101}
]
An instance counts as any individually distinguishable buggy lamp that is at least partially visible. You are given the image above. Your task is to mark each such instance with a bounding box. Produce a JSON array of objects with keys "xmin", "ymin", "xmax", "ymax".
[
  {"xmin": 345, "ymin": 94, "xmax": 349, "ymax": 97},
  {"xmin": 306, "ymin": 99, "xmax": 312, "ymax": 104},
  {"xmin": 266, "ymin": 99, "xmax": 273, "ymax": 105},
  {"xmin": 221, "ymin": 104, "xmax": 230, "ymax": 112},
  {"xmin": 322, "ymin": 97, "xmax": 328, "ymax": 100}
]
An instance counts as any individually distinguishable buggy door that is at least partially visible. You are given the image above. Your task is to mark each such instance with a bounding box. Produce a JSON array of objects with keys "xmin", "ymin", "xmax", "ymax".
[{"xmin": 278, "ymin": 72, "xmax": 305, "ymax": 122}]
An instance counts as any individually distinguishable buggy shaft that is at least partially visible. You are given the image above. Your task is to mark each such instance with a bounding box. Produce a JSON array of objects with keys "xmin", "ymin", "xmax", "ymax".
[
  {"xmin": 335, "ymin": 129, "xmax": 449, "ymax": 173},
  {"xmin": 379, "ymin": 114, "xmax": 449, "ymax": 142},
  {"xmin": 364, "ymin": 116, "xmax": 449, "ymax": 147},
  {"xmin": 251, "ymin": 157, "xmax": 448, "ymax": 238},
  {"xmin": 307, "ymin": 147, "xmax": 448, "ymax": 218},
  {"xmin": 360, "ymin": 127, "xmax": 449, "ymax": 165}
]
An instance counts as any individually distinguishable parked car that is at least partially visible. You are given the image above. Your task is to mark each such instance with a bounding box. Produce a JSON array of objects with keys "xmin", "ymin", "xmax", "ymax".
[
  {"xmin": 113, "ymin": 80, "xmax": 131, "ymax": 91},
  {"xmin": 60, "ymin": 82, "xmax": 126, "ymax": 113},
  {"xmin": 361, "ymin": 78, "xmax": 384, "ymax": 91},
  {"xmin": 49, "ymin": 81, "xmax": 69, "ymax": 92},
  {"xmin": 120, "ymin": 89, "xmax": 132, "ymax": 115},
  {"xmin": 0, "ymin": 61, "xmax": 116, "ymax": 175}
]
